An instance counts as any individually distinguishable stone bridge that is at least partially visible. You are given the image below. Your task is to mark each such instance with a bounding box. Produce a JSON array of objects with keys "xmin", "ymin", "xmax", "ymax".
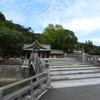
[{"xmin": 1, "ymin": 54, "xmax": 100, "ymax": 100}]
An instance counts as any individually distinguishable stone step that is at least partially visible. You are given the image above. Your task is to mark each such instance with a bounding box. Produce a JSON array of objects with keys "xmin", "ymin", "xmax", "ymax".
[
  {"xmin": 50, "ymin": 65, "xmax": 92, "ymax": 68},
  {"xmin": 50, "ymin": 67, "xmax": 100, "ymax": 71},
  {"xmin": 48, "ymin": 59, "xmax": 82, "ymax": 66},
  {"xmin": 51, "ymin": 73, "xmax": 100, "ymax": 81},
  {"xmin": 50, "ymin": 69, "xmax": 100, "ymax": 75},
  {"xmin": 46, "ymin": 58, "xmax": 100, "ymax": 88},
  {"xmin": 41, "ymin": 58, "xmax": 89, "ymax": 66},
  {"xmin": 51, "ymin": 77, "xmax": 100, "ymax": 88}
]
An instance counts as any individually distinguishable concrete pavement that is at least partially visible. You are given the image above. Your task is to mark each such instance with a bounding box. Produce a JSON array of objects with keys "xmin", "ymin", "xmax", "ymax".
[
  {"xmin": 39, "ymin": 84, "xmax": 100, "ymax": 100},
  {"xmin": 39, "ymin": 58, "xmax": 100, "ymax": 100}
]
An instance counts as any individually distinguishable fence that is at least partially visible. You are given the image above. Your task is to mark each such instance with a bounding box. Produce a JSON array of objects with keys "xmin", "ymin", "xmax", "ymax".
[
  {"xmin": 85, "ymin": 55, "xmax": 100, "ymax": 66},
  {"xmin": 67, "ymin": 53, "xmax": 100, "ymax": 66},
  {"xmin": 0, "ymin": 72, "xmax": 48, "ymax": 100},
  {"xmin": 0, "ymin": 52, "xmax": 49, "ymax": 100},
  {"xmin": 0, "ymin": 58, "xmax": 23, "ymax": 65}
]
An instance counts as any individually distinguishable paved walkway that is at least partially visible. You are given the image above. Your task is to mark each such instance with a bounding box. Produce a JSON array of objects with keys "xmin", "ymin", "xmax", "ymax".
[
  {"xmin": 39, "ymin": 84, "xmax": 100, "ymax": 100},
  {"xmin": 39, "ymin": 58, "xmax": 100, "ymax": 100}
]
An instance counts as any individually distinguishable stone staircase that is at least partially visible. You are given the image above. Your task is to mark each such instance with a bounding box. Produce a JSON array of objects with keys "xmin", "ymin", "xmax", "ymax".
[{"xmin": 48, "ymin": 58, "xmax": 100, "ymax": 88}]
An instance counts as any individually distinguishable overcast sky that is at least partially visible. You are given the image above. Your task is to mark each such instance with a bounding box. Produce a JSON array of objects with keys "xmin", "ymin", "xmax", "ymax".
[{"xmin": 0, "ymin": 0, "xmax": 100, "ymax": 45}]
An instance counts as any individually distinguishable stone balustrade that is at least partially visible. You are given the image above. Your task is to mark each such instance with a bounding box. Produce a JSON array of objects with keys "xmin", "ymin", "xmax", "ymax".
[{"xmin": 66, "ymin": 54, "xmax": 100, "ymax": 66}]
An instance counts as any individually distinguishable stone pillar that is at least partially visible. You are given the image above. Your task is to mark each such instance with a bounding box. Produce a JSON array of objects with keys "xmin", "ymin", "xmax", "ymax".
[
  {"xmin": 45, "ymin": 53, "xmax": 47, "ymax": 58},
  {"xmin": 82, "ymin": 45, "xmax": 85, "ymax": 62},
  {"xmin": 25, "ymin": 52, "xmax": 27, "ymax": 59},
  {"xmin": 49, "ymin": 55, "xmax": 51, "ymax": 58},
  {"xmin": 82, "ymin": 53, "xmax": 85, "ymax": 62},
  {"xmin": 54, "ymin": 55, "xmax": 56, "ymax": 58},
  {"xmin": 40, "ymin": 52, "xmax": 42, "ymax": 58},
  {"xmin": 45, "ymin": 59, "xmax": 52, "ymax": 89},
  {"xmin": 14, "ymin": 55, "xmax": 17, "ymax": 59},
  {"xmin": 20, "ymin": 55, "xmax": 22, "ymax": 59},
  {"xmin": 64, "ymin": 52, "xmax": 66, "ymax": 58}
]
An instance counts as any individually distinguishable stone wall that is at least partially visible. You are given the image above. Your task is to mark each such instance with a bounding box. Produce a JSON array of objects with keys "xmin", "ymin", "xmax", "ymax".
[
  {"xmin": 0, "ymin": 65, "xmax": 29, "ymax": 79},
  {"xmin": 0, "ymin": 58, "xmax": 23, "ymax": 65}
]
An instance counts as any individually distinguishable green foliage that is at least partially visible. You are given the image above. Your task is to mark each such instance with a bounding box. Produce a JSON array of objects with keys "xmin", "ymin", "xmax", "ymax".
[
  {"xmin": 0, "ymin": 28, "xmax": 24, "ymax": 59},
  {"xmin": 0, "ymin": 20, "xmax": 16, "ymax": 30},
  {"xmin": 0, "ymin": 12, "xmax": 42, "ymax": 43},
  {"xmin": 57, "ymin": 30, "xmax": 77, "ymax": 52},
  {"xmin": 0, "ymin": 12, "xmax": 42, "ymax": 58},
  {"xmin": 76, "ymin": 42, "xmax": 84, "ymax": 50},
  {"xmin": 84, "ymin": 40, "xmax": 95, "ymax": 54},
  {"xmin": 77, "ymin": 41, "xmax": 100, "ymax": 55},
  {"xmin": 0, "ymin": 21, "xmax": 40, "ymax": 43},
  {"xmin": 0, "ymin": 20, "xmax": 35, "ymax": 43},
  {"xmin": 0, "ymin": 12, "xmax": 6, "ymax": 21},
  {"xmin": 41, "ymin": 24, "xmax": 64, "ymax": 46},
  {"xmin": 34, "ymin": 33, "xmax": 41, "ymax": 42},
  {"xmin": 96, "ymin": 46, "xmax": 100, "ymax": 55},
  {"xmin": 41, "ymin": 24, "xmax": 78, "ymax": 52}
]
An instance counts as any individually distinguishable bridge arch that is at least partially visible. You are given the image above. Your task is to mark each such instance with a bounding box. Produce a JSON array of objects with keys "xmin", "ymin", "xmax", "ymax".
[{"xmin": 29, "ymin": 64, "xmax": 35, "ymax": 77}]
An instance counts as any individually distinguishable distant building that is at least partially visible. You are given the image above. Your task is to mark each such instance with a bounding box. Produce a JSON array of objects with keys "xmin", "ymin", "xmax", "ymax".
[{"xmin": 23, "ymin": 40, "xmax": 64, "ymax": 58}]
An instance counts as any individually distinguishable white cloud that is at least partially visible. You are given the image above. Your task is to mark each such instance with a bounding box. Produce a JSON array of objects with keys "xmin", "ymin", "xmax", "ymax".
[
  {"xmin": 32, "ymin": 0, "xmax": 100, "ymax": 36},
  {"xmin": 63, "ymin": 18, "xmax": 100, "ymax": 36},
  {"xmin": 4, "ymin": 10, "xmax": 25, "ymax": 24},
  {"xmin": 90, "ymin": 38, "xmax": 100, "ymax": 44},
  {"xmin": 1, "ymin": 0, "xmax": 100, "ymax": 40}
]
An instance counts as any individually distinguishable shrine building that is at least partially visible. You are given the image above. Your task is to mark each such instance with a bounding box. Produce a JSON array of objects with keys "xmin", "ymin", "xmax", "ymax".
[{"xmin": 23, "ymin": 40, "xmax": 64, "ymax": 58}]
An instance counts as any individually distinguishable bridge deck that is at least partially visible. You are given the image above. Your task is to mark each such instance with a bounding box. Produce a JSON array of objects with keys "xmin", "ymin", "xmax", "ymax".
[
  {"xmin": 39, "ymin": 58, "xmax": 100, "ymax": 100},
  {"xmin": 39, "ymin": 84, "xmax": 100, "ymax": 100}
]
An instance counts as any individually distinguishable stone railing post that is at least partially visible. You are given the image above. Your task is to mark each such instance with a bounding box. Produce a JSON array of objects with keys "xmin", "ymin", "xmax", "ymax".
[
  {"xmin": 29, "ymin": 79, "xmax": 34, "ymax": 96},
  {"xmin": 96, "ymin": 57, "xmax": 98, "ymax": 65},
  {"xmin": 0, "ymin": 88, "xmax": 3, "ymax": 100},
  {"xmin": 82, "ymin": 53, "xmax": 85, "ymax": 62},
  {"xmin": 45, "ymin": 59, "xmax": 52, "ymax": 89}
]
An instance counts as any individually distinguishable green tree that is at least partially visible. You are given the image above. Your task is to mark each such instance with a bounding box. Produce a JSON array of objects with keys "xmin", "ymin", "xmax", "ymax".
[
  {"xmin": 0, "ymin": 12, "xmax": 40, "ymax": 43},
  {"xmin": 0, "ymin": 21, "xmax": 16, "ymax": 30},
  {"xmin": 57, "ymin": 30, "xmax": 77, "ymax": 52},
  {"xmin": 0, "ymin": 12, "xmax": 6, "ymax": 21},
  {"xmin": 0, "ymin": 28, "xmax": 24, "ymax": 59},
  {"xmin": 41, "ymin": 24, "xmax": 64, "ymax": 48},
  {"xmin": 84, "ymin": 40, "xmax": 95, "ymax": 54},
  {"xmin": 41, "ymin": 24, "xmax": 77, "ymax": 52},
  {"xmin": 34, "ymin": 33, "xmax": 41, "ymax": 42}
]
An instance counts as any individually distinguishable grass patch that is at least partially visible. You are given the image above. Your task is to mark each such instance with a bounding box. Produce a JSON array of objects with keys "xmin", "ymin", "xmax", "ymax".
[
  {"xmin": 0, "ymin": 79, "xmax": 18, "ymax": 86},
  {"xmin": 0, "ymin": 79, "xmax": 28, "ymax": 96}
]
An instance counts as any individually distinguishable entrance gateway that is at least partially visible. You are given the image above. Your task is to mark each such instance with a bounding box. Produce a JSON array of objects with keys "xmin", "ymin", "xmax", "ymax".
[{"xmin": 23, "ymin": 40, "xmax": 64, "ymax": 58}]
